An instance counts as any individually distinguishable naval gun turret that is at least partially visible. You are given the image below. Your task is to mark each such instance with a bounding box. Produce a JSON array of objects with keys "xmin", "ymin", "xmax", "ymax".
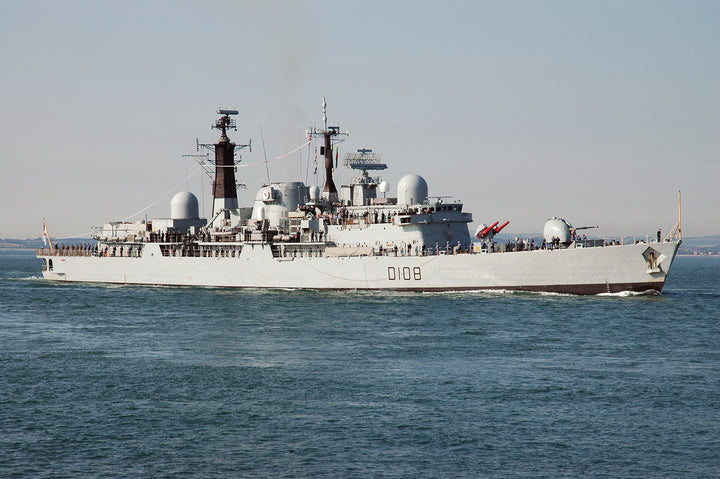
[{"xmin": 543, "ymin": 217, "xmax": 598, "ymax": 247}]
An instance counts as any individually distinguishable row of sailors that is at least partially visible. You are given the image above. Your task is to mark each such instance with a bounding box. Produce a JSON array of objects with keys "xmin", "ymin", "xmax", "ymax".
[
  {"xmin": 299, "ymin": 206, "xmax": 443, "ymax": 226},
  {"xmin": 44, "ymin": 244, "xmax": 96, "ymax": 256}
]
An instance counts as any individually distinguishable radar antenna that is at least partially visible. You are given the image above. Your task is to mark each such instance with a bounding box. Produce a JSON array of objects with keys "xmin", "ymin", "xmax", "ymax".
[
  {"xmin": 214, "ymin": 109, "xmax": 238, "ymax": 139},
  {"xmin": 343, "ymin": 148, "xmax": 387, "ymax": 171},
  {"xmin": 197, "ymin": 109, "xmax": 251, "ymax": 153},
  {"xmin": 343, "ymin": 148, "xmax": 387, "ymax": 186}
]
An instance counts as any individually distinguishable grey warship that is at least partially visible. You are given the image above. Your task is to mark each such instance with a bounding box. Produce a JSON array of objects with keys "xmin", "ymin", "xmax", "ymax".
[{"xmin": 37, "ymin": 102, "xmax": 682, "ymax": 294}]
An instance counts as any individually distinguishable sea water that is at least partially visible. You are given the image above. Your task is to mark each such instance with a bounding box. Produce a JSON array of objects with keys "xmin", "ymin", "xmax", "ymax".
[{"xmin": 1, "ymin": 250, "xmax": 718, "ymax": 478}]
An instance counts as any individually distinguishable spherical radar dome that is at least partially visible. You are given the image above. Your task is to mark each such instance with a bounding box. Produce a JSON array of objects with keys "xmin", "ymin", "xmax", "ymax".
[
  {"xmin": 396, "ymin": 174, "xmax": 428, "ymax": 206},
  {"xmin": 170, "ymin": 191, "xmax": 200, "ymax": 220}
]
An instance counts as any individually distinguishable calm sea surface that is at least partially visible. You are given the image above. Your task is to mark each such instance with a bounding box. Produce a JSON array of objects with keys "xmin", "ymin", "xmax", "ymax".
[{"xmin": 1, "ymin": 251, "xmax": 718, "ymax": 478}]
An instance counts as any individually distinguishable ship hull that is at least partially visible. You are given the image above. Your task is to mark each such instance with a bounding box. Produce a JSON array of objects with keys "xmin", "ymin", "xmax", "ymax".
[{"xmin": 38, "ymin": 240, "xmax": 680, "ymax": 295}]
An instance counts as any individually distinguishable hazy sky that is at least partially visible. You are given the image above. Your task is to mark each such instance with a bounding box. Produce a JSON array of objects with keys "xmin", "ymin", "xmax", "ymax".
[{"xmin": 1, "ymin": 0, "xmax": 718, "ymax": 239}]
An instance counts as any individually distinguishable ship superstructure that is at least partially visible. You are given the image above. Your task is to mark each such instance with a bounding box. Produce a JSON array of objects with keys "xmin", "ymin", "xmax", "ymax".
[{"xmin": 37, "ymin": 104, "xmax": 682, "ymax": 294}]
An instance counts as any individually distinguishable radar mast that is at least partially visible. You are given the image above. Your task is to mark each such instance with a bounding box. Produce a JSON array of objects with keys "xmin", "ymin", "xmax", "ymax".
[
  {"xmin": 308, "ymin": 97, "xmax": 348, "ymax": 202},
  {"xmin": 192, "ymin": 109, "xmax": 252, "ymax": 218}
]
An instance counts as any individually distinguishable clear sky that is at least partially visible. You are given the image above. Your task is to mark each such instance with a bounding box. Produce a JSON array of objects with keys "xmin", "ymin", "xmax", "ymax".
[{"xmin": 1, "ymin": 0, "xmax": 718, "ymax": 239}]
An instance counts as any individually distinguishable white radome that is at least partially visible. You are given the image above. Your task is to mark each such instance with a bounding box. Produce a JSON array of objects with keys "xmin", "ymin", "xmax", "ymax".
[
  {"xmin": 397, "ymin": 174, "xmax": 428, "ymax": 206},
  {"xmin": 170, "ymin": 192, "xmax": 200, "ymax": 220}
]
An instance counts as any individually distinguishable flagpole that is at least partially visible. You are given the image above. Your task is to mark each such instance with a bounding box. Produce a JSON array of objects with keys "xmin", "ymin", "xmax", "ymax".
[
  {"xmin": 43, "ymin": 218, "xmax": 55, "ymax": 253},
  {"xmin": 678, "ymin": 190, "xmax": 682, "ymax": 241}
]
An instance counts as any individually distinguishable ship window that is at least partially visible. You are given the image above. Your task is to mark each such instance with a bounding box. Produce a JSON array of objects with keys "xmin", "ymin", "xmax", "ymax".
[{"xmin": 48, "ymin": 259, "xmax": 53, "ymax": 271}]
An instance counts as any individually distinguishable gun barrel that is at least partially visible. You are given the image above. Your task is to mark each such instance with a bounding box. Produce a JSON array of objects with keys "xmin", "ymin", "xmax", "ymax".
[{"xmin": 573, "ymin": 225, "xmax": 598, "ymax": 231}]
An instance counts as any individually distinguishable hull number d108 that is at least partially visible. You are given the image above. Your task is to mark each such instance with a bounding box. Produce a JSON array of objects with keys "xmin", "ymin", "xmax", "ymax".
[{"xmin": 388, "ymin": 266, "xmax": 422, "ymax": 281}]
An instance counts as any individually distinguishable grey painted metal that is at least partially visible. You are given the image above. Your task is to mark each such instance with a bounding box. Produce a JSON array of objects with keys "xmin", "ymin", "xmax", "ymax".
[{"xmin": 36, "ymin": 108, "xmax": 682, "ymax": 295}]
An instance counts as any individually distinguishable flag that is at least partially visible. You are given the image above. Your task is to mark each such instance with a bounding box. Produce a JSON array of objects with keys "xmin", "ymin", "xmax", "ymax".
[
  {"xmin": 42, "ymin": 219, "xmax": 49, "ymax": 246},
  {"xmin": 42, "ymin": 218, "xmax": 54, "ymax": 251}
]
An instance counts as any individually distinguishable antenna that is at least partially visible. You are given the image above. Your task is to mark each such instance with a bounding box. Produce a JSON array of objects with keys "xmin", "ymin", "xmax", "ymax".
[
  {"xmin": 343, "ymin": 148, "xmax": 387, "ymax": 171},
  {"xmin": 343, "ymin": 148, "xmax": 387, "ymax": 187},
  {"xmin": 213, "ymin": 108, "xmax": 238, "ymax": 139},
  {"xmin": 198, "ymin": 109, "xmax": 251, "ymax": 153},
  {"xmin": 322, "ymin": 97, "xmax": 327, "ymax": 131},
  {"xmin": 260, "ymin": 123, "xmax": 270, "ymax": 184}
]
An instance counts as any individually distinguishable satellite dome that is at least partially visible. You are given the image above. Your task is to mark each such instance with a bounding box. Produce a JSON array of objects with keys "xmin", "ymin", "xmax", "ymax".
[
  {"xmin": 396, "ymin": 174, "xmax": 428, "ymax": 206},
  {"xmin": 309, "ymin": 186, "xmax": 321, "ymax": 201},
  {"xmin": 378, "ymin": 180, "xmax": 389, "ymax": 194},
  {"xmin": 170, "ymin": 191, "xmax": 199, "ymax": 220},
  {"xmin": 543, "ymin": 217, "xmax": 572, "ymax": 244}
]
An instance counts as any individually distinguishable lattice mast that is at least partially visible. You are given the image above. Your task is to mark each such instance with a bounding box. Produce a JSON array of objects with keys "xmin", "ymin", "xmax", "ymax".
[
  {"xmin": 308, "ymin": 98, "xmax": 348, "ymax": 202},
  {"xmin": 192, "ymin": 110, "xmax": 251, "ymax": 218}
]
